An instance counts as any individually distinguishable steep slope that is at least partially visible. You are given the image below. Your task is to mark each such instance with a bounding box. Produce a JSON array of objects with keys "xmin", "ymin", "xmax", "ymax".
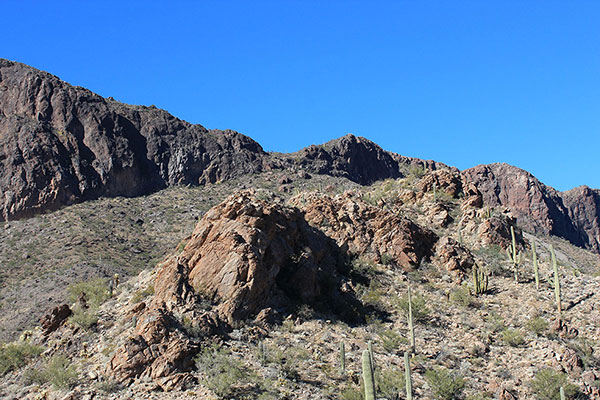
[
  {"xmin": 0, "ymin": 59, "xmax": 271, "ymax": 221},
  {"xmin": 462, "ymin": 163, "xmax": 600, "ymax": 253},
  {"xmin": 562, "ymin": 186, "xmax": 600, "ymax": 254},
  {"xmin": 283, "ymin": 134, "xmax": 449, "ymax": 185}
]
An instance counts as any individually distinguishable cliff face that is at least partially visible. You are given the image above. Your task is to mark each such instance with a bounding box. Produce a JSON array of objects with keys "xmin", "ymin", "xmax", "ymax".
[
  {"xmin": 1, "ymin": 58, "xmax": 600, "ymax": 255},
  {"xmin": 462, "ymin": 163, "xmax": 600, "ymax": 254},
  {"xmin": 562, "ymin": 186, "xmax": 600, "ymax": 254},
  {"xmin": 0, "ymin": 59, "xmax": 270, "ymax": 220}
]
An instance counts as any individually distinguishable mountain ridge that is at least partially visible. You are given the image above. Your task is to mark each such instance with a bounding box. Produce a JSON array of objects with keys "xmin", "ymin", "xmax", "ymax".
[{"xmin": 1, "ymin": 58, "xmax": 599, "ymax": 255}]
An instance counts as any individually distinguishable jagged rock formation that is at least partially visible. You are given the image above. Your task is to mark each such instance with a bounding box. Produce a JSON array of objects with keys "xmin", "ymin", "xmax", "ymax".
[
  {"xmin": 1, "ymin": 58, "xmax": 600, "ymax": 256},
  {"xmin": 0, "ymin": 59, "xmax": 446, "ymax": 222},
  {"xmin": 562, "ymin": 186, "xmax": 600, "ymax": 254},
  {"xmin": 291, "ymin": 191, "xmax": 437, "ymax": 268},
  {"xmin": 0, "ymin": 59, "xmax": 271, "ymax": 221},
  {"xmin": 108, "ymin": 191, "xmax": 363, "ymax": 388},
  {"xmin": 463, "ymin": 163, "xmax": 600, "ymax": 254},
  {"xmin": 288, "ymin": 135, "xmax": 448, "ymax": 185}
]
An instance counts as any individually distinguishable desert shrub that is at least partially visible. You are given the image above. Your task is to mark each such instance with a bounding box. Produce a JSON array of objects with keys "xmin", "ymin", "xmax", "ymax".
[
  {"xmin": 474, "ymin": 245, "xmax": 508, "ymax": 276},
  {"xmin": 195, "ymin": 344, "xmax": 258, "ymax": 398},
  {"xmin": 340, "ymin": 385, "xmax": 363, "ymax": 400},
  {"xmin": 27, "ymin": 354, "xmax": 78, "ymax": 389},
  {"xmin": 485, "ymin": 311, "xmax": 505, "ymax": 333},
  {"xmin": 394, "ymin": 291, "xmax": 431, "ymax": 323},
  {"xmin": 131, "ymin": 285, "xmax": 154, "ymax": 304},
  {"xmin": 450, "ymin": 285, "xmax": 475, "ymax": 307},
  {"xmin": 425, "ymin": 367, "xmax": 465, "ymax": 400},
  {"xmin": 95, "ymin": 379, "xmax": 122, "ymax": 393},
  {"xmin": 269, "ymin": 345, "xmax": 309, "ymax": 380},
  {"xmin": 501, "ymin": 328, "xmax": 526, "ymax": 347},
  {"xmin": 526, "ymin": 316, "xmax": 549, "ymax": 336},
  {"xmin": 380, "ymin": 253, "xmax": 395, "ymax": 266},
  {"xmin": 66, "ymin": 278, "xmax": 109, "ymax": 308},
  {"xmin": 351, "ymin": 256, "xmax": 378, "ymax": 278},
  {"xmin": 377, "ymin": 367, "xmax": 405, "ymax": 400},
  {"xmin": 69, "ymin": 307, "xmax": 99, "ymax": 329},
  {"xmin": 530, "ymin": 368, "xmax": 579, "ymax": 400},
  {"xmin": 378, "ymin": 328, "xmax": 408, "ymax": 354},
  {"xmin": 0, "ymin": 341, "xmax": 44, "ymax": 375},
  {"xmin": 408, "ymin": 165, "xmax": 427, "ymax": 179}
]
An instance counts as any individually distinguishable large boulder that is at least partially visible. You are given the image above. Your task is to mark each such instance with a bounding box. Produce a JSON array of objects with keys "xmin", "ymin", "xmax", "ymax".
[{"xmin": 292, "ymin": 192, "xmax": 437, "ymax": 269}]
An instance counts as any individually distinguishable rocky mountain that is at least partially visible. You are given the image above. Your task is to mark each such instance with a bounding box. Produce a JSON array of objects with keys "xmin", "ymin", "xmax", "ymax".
[
  {"xmin": 2, "ymin": 175, "xmax": 599, "ymax": 399},
  {"xmin": 463, "ymin": 163, "xmax": 600, "ymax": 254},
  {"xmin": 1, "ymin": 57, "xmax": 600, "ymax": 258}
]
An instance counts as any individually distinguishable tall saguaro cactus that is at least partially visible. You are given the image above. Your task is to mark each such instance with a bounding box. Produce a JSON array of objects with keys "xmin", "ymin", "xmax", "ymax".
[
  {"xmin": 551, "ymin": 245, "xmax": 562, "ymax": 317},
  {"xmin": 362, "ymin": 350, "xmax": 376, "ymax": 400},
  {"xmin": 472, "ymin": 264, "xmax": 489, "ymax": 295},
  {"xmin": 408, "ymin": 286, "xmax": 415, "ymax": 354},
  {"xmin": 532, "ymin": 240, "xmax": 540, "ymax": 290},
  {"xmin": 404, "ymin": 351, "xmax": 413, "ymax": 400},
  {"xmin": 340, "ymin": 342, "xmax": 345, "ymax": 374},
  {"xmin": 506, "ymin": 226, "xmax": 521, "ymax": 282}
]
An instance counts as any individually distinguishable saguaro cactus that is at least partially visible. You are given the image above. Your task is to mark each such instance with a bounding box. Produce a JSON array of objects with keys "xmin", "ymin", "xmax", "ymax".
[
  {"xmin": 551, "ymin": 245, "xmax": 562, "ymax": 317},
  {"xmin": 368, "ymin": 341, "xmax": 375, "ymax": 371},
  {"xmin": 404, "ymin": 351, "xmax": 412, "ymax": 400},
  {"xmin": 408, "ymin": 286, "xmax": 415, "ymax": 354},
  {"xmin": 340, "ymin": 342, "xmax": 345, "ymax": 374},
  {"xmin": 472, "ymin": 264, "xmax": 489, "ymax": 295},
  {"xmin": 506, "ymin": 226, "xmax": 521, "ymax": 282},
  {"xmin": 362, "ymin": 349, "xmax": 376, "ymax": 400},
  {"xmin": 532, "ymin": 240, "xmax": 540, "ymax": 290}
]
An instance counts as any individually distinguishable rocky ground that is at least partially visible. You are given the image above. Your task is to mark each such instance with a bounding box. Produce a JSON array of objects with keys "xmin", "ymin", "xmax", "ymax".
[{"xmin": 1, "ymin": 168, "xmax": 599, "ymax": 399}]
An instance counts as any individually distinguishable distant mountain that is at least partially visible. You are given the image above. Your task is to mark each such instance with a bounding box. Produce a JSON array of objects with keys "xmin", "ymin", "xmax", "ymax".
[
  {"xmin": 1, "ymin": 58, "xmax": 599, "ymax": 255},
  {"xmin": 463, "ymin": 163, "xmax": 600, "ymax": 254}
]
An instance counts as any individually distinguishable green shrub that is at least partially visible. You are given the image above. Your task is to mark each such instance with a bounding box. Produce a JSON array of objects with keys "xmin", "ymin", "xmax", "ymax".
[
  {"xmin": 378, "ymin": 328, "xmax": 408, "ymax": 354},
  {"xmin": 69, "ymin": 306, "xmax": 99, "ymax": 330},
  {"xmin": 340, "ymin": 385, "xmax": 363, "ymax": 400},
  {"xmin": 195, "ymin": 344, "xmax": 258, "ymax": 398},
  {"xmin": 131, "ymin": 285, "xmax": 154, "ymax": 304},
  {"xmin": 66, "ymin": 278, "xmax": 109, "ymax": 308},
  {"xmin": 380, "ymin": 253, "xmax": 395, "ymax": 266},
  {"xmin": 0, "ymin": 341, "xmax": 44, "ymax": 375},
  {"xmin": 530, "ymin": 369, "xmax": 579, "ymax": 400},
  {"xmin": 395, "ymin": 291, "xmax": 431, "ymax": 323},
  {"xmin": 27, "ymin": 354, "xmax": 78, "ymax": 389},
  {"xmin": 526, "ymin": 316, "xmax": 549, "ymax": 337},
  {"xmin": 425, "ymin": 367, "xmax": 465, "ymax": 400},
  {"xmin": 501, "ymin": 328, "xmax": 526, "ymax": 347},
  {"xmin": 450, "ymin": 285, "xmax": 475, "ymax": 307},
  {"xmin": 377, "ymin": 367, "xmax": 405, "ymax": 399}
]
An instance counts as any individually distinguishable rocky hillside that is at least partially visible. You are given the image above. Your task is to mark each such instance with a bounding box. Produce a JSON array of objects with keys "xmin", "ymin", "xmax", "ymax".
[
  {"xmin": 464, "ymin": 164, "xmax": 600, "ymax": 254},
  {"xmin": 1, "ymin": 172, "xmax": 599, "ymax": 399},
  {"xmin": 2, "ymin": 58, "xmax": 600, "ymax": 256}
]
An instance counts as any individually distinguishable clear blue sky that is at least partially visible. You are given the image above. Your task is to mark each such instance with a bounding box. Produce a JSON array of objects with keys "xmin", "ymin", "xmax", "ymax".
[{"xmin": 2, "ymin": 1, "xmax": 599, "ymax": 191}]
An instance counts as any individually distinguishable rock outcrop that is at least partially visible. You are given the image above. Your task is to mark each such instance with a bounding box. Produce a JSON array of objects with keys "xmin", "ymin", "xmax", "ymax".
[
  {"xmin": 463, "ymin": 163, "xmax": 600, "ymax": 253},
  {"xmin": 289, "ymin": 134, "xmax": 448, "ymax": 185},
  {"xmin": 108, "ymin": 191, "xmax": 362, "ymax": 388},
  {"xmin": 40, "ymin": 304, "xmax": 72, "ymax": 335},
  {"xmin": 3, "ymin": 59, "xmax": 600, "ymax": 256},
  {"xmin": 0, "ymin": 59, "xmax": 271, "ymax": 221},
  {"xmin": 292, "ymin": 192, "xmax": 438, "ymax": 269},
  {"xmin": 562, "ymin": 186, "xmax": 600, "ymax": 254}
]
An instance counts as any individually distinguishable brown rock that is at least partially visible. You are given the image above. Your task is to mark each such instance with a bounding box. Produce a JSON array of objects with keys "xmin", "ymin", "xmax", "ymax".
[
  {"xmin": 40, "ymin": 304, "xmax": 72, "ymax": 335},
  {"xmin": 463, "ymin": 163, "xmax": 598, "ymax": 254},
  {"xmin": 434, "ymin": 237, "xmax": 475, "ymax": 276},
  {"xmin": 295, "ymin": 192, "xmax": 437, "ymax": 269},
  {"xmin": 418, "ymin": 169, "xmax": 463, "ymax": 198},
  {"xmin": 109, "ymin": 335, "xmax": 153, "ymax": 382},
  {"xmin": 154, "ymin": 191, "xmax": 358, "ymax": 325},
  {"xmin": 560, "ymin": 348, "xmax": 584, "ymax": 376}
]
